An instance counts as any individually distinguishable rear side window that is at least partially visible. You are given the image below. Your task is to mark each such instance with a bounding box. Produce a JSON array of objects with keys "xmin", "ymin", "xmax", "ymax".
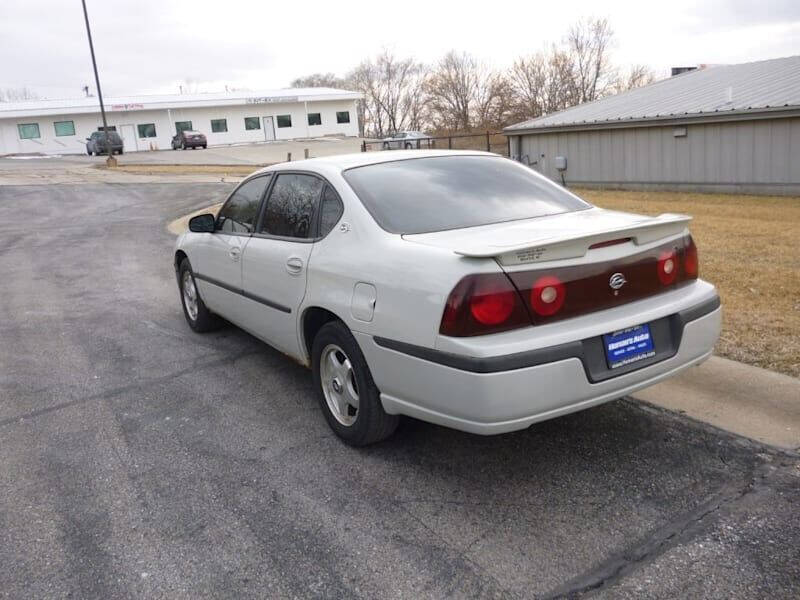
[
  {"xmin": 260, "ymin": 174, "xmax": 323, "ymax": 239},
  {"xmin": 343, "ymin": 155, "xmax": 591, "ymax": 234},
  {"xmin": 216, "ymin": 175, "xmax": 271, "ymax": 233},
  {"xmin": 319, "ymin": 185, "xmax": 343, "ymax": 237}
]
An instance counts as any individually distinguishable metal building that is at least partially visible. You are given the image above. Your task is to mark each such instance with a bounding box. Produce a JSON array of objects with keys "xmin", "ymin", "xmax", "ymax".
[
  {"xmin": 504, "ymin": 56, "xmax": 800, "ymax": 195},
  {"xmin": 0, "ymin": 88, "xmax": 360, "ymax": 155}
]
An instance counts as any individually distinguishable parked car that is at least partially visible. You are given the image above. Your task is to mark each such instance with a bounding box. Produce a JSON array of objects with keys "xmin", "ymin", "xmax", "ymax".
[
  {"xmin": 86, "ymin": 130, "xmax": 123, "ymax": 155},
  {"xmin": 172, "ymin": 130, "xmax": 207, "ymax": 150},
  {"xmin": 174, "ymin": 150, "xmax": 721, "ymax": 446},
  {"xmin": 381, "ymin": 131, "xmax": 430, "ymax": 150}
]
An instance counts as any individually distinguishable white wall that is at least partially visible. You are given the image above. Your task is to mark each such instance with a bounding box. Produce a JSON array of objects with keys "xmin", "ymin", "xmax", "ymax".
[{"xmin": 0, "ymin": 98, "xmax": 359, "ymax": 155}]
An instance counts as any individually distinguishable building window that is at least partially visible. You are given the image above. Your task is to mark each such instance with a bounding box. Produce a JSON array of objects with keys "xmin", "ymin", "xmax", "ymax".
[
  {"xmin": 97, "ymin": 126, "xmax": 117, "ymax": 131},
  {"xmin": 54, "ymin": 121, "xmax": 76, "ymax": 137},
  {"xmin": 245, "ymin": 117, "xmax": 261, "ymax": 130},
  {"xmin": 277, "ymin": 114, "xmax": 292, "ymax": 128},
  {"xmin": 18, "ymin": 123, "xmax": 40, "ymax": 139},
  {"xmin": 175, "ymin": 121, "xmax": 192, "ymax": 134},
  {"xmin": 336, "ymin": 111, "xmax": 350, "ymax": 124},
  {"xmin": 137, "ymin": 123, "xmax": 157, "ymax": 138},
  {"xmin": 211, "ymin": 118, "xmax": 228, "ymax": 133},
  {"xmin": 307, "ymin": 113, "xmax": 321, "ymax": 126}
]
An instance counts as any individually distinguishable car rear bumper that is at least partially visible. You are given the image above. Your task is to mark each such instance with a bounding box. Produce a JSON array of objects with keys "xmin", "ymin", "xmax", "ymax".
[{"xmin": 354, "ymin": 293, "xmax": 721, "ymax": 435}]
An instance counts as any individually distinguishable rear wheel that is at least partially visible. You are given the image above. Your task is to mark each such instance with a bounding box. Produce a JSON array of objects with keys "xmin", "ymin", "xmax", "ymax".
[
  {"xmin": 382, "ymin": 142, "xmax": 390, "ymax": 150},
  {"xmin": 87, "ymin": 149, "xmax": 92, "ymax": 155},
  {"xmin": 404, "ymin": 142, "xmax": 412, "ymax": 149},
  {"xmin": 182, "ymin": 142, "xmax": 187, "ymax": 150},
  {"xmin": 312, "ymin": 321, "xmax": 399, "ymax": 445},
  {"xmin": 178, "ymin": 259, "xmax": 222, "ymax": 333}
]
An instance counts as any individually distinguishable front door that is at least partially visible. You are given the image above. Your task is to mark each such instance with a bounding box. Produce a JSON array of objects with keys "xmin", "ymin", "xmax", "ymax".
[
  {"xmin": 191, "ymin": 175, "xmax": 272, "ymax": 327},
  {"xmin": 262, "ymin": 116, "xmax": 275, "ymax": 141},
  {"xmin": 241, "ymin": 172, "xmax": 324, "ymax": 358},
  {"xmin": 120, "ymin": 124, "xmax": 137, "ymax": 151}
]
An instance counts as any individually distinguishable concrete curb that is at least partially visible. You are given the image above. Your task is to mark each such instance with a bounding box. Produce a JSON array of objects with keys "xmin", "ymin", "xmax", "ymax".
[{"xmin": 631, "ymin": 355, "xmax": 800, "ymax": 450}]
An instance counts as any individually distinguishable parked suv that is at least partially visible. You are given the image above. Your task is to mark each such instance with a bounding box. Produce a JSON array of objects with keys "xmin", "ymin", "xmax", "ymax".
[
  {"xmin": 172, "ymin": 130, "xmax": 207, "ymax": 150},
  {"xmin": 86, "ymin": 131, "xmax": 124, "ymax": 155}
]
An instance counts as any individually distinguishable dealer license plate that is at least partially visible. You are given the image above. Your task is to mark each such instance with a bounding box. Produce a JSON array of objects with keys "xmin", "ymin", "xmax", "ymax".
[{"xmin": 603, "ymin": 324, "xmax": 655, "ymax": 369}]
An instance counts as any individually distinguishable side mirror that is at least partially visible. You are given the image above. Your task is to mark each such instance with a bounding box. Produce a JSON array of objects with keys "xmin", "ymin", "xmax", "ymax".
[{"xmin": 189, "ymin": 213, "xmax": 216, "ymax": 233}]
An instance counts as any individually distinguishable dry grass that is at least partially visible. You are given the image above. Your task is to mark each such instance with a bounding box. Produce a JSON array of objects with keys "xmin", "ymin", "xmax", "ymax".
[
  {"xmin": 108, "ymin": 164, "xmax": 268, "ymax": 176},
  {"xmin": 576, "ymin": 188, "xmax": 800, "ymax": 377}
]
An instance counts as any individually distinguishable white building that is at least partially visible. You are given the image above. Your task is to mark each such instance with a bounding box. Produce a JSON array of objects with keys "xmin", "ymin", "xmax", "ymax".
[{"xmin": 0, "ymin": 88, "xmax": 361, "ymax": 155}]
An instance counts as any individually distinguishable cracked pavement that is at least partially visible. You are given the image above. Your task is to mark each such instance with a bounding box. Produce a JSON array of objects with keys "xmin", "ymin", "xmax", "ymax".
[{"xmin": 1, "ymin": 183, "xmax": 798, "ymax": 599}]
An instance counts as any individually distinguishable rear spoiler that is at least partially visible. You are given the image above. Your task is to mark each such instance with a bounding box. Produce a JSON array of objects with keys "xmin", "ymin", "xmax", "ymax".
[{"xmin": 453, "ymin": 213, "xmax": 692, "ymax": 266}]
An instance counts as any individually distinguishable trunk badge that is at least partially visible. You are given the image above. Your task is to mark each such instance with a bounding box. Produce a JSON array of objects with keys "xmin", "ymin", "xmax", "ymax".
[{"xmin": 609, "ymin": 272, "xmax": 627, "ymax": 292}]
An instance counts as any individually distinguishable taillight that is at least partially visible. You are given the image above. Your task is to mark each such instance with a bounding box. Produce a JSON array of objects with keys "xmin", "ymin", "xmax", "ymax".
[
  {"xmin": 530, "ymin": 275, "xmax": 566, "ymax": 316},
  {"xmin": 439, "ymin": 273, "xmax": 529, "ymax": 337},
  {"xmin": 441, "ymin": 235, "xmax": 701, "ymax": 335},
  {"xmin": 657, "ymin": 250, "xmax": 678, "ymax": 285},
  {"xmin": 684, "ymin": 235, "xmax": 699, "ymax": 278}
]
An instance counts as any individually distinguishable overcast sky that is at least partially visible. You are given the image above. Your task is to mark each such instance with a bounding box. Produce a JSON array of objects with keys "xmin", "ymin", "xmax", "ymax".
[{"xmin": 1, "ymin": 0, "xmax": 799, "ymax": 99}]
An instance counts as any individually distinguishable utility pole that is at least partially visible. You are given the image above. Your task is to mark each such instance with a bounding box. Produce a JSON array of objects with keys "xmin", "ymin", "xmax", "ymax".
[{"xmin": 81, "ymin": 0, "xmax": 116, "ymax": 167}]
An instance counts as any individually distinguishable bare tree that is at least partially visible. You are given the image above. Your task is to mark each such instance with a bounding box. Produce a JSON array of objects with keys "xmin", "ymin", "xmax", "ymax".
[
  {"xmin": 612, "ymin": 64, "xmax": 656, "ymax": 94},
  {"xmin": 290, "ymin": 73, "xmax": 347, "ymax": 88},
  {"xmin": 346, "ymin": 50, "xmax": 427, "ymax": 137},
  {"xmin": 565, "ymin": 17, "xmax": 616, "ymax": 103},
  {"xmin": 0, "ymin": 87, "xmax": 39, "ymax": 102},
  {"xmin": 425, "ymin": 51, "xmax": 478, "ymax": 131},
  {"xmin": 508, "ymin": 48, "xmax": 577, "ymax": 122}
]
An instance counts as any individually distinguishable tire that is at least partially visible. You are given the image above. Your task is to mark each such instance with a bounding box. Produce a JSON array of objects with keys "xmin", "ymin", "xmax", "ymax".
[
  {"xmin": 119, "ymin": 149, "xmax": 124, "ymax": 155},
  {"xmin": 404, "ymin": 142, "xmax": 412, "ymax": 149},
  {"xmin": 182, "ymin": 142, "xmax": 187, "ymax": 150},
  {"xmin": 87, "ymin": 149, "xmax": 92, "ymax": 156},
  {"xmin": 382, "ymin": 142, "xmax": 390, "ymax": 150},
  {"xmin": 312, "ymin": 321, "xmax": 399, "ymax": 446},
  {"xmin": 202, "ymin": 145, "xmax": 207, "ymax": 149},
  {"xmin": 178, "ymin": 258, "xmax": 222, "ymax": 333}
]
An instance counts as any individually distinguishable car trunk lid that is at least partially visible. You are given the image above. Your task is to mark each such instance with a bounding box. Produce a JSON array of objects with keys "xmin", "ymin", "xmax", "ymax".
[{"xmin": 402, "ymin": 207, "xmax": 691, "ymax": 267}]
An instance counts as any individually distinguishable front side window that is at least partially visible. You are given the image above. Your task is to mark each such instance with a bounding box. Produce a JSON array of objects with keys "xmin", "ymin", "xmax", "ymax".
[
  {"xmin": 137, "ymin": 123, "xmax": 156, "ymax": 138},
  {"xmin": 307, "ymin": 113, "xmax": 321, "ymax": 126},
  {"xmin": 211, "ymin": 118, "xmax": 227, "ymax": 133},
  {"xmin": 319, "ymin": 185, "xmax": 343, "ymax": 237},
  {"xmin": 343, "ymin": 156, "xmax": 591, "ymax": 234},
  {"xmin": 54, "ymin": 121, "xmax": 75, "ymax": 136},
  {"xmin": 18, "ymin": 123, "xmax": 40, "ymax": 139},
  {"xmin": 216, "ymin": 175, "xmax": 271, "ymax": 234},
  {"xmin": 175, "ymin": 121, "xmax": 192, "ymax": 134},
  {"xmin": 244, "ymin": 117, "xmax": 260, "ymax": 130},
  {"xmin": 261, "ymin": 173, "xmax": 323, "ymax": 238},
  {"xmin": 336, "ymin": 111, "xmax": 350, "ymax": 124},
  {"xmin": 276, "ymin": 114, "xmax": 292, "ymax": 128}
]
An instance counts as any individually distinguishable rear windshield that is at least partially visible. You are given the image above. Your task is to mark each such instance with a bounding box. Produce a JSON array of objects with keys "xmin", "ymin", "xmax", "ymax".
[{"xmin": 342, "ymin": 155, "xmax": 591, "ymax": 234}]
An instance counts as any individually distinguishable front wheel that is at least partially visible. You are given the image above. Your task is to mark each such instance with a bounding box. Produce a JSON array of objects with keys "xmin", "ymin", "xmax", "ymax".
[
  {"xmin": 178, "ymin": 259, "xmax": 222, "ymax": 333},
  {"xmin": 404, "ymin": 142, "xmax": 412, "ymax": 149},
  {"xmin": 312, "ymin": 321, "xmax": 399, "ymax": 446}
]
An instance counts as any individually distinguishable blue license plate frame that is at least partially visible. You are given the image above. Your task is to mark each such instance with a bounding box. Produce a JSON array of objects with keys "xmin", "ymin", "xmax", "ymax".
[{"xmin": 603, "ymin": 324, "xmax": 656, "ymax": 369}]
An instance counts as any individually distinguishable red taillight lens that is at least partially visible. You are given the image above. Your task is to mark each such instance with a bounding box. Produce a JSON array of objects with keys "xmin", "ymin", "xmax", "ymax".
[
  {"xmin": 470, "ymin": 281, "xmax": 516, "ymax": 325},
  {"xmin": 530, "ymin": 275, "xmax": 566, "ymax": 316},
  {"xmin": 684, "ymin": 236, "xmax": 698, "ymax": 278},
  {"xmin": 657, "ymin": 250, "xmax": 678, "ymax": 285},
  {"xmin": 439, "ymin": 273, "xmax": 529, "ymax": 337}
]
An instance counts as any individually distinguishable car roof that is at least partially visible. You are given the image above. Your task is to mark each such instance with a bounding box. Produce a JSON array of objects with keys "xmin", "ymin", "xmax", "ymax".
[{"xmin": 250, "ymin": 149, "xmax": 498, "ymax": 176}]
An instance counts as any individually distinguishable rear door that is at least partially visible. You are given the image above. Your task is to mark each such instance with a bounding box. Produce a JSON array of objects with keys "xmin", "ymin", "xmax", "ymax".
[
  {"xmin": 240, "ymin": 172, "xmax": 325, "ymax": 357},
  {"xmin": 190, "ymin": 175, "xmax": 271, "ymax": 325}
]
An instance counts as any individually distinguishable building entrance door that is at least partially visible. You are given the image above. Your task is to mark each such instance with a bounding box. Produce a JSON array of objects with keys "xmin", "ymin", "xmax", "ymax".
[
  {"xmin": 262, "ymin": 116, "xmax": 275, "ymax": 141},
  {"xmin": 120, "ymin": 124, "xmax": 137, "ymax": 152}
]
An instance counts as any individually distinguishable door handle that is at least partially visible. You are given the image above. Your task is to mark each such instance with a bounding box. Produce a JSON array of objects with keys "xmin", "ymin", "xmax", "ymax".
[
  {"xmin": 285, "ymin": 256, "xmax": 304, "ymax": 275},
  {"xmin": 229, "ymin": 246, "xmax": 241, "ymax": 261}
]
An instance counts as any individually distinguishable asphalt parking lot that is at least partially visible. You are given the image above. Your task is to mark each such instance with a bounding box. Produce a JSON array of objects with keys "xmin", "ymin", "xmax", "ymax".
[{"xmin": 1, "ymin": 182, "xmax": 799, "ymax": 599}]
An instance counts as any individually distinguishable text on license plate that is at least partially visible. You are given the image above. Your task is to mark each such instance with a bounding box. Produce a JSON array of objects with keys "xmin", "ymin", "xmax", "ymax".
[{"xmin": 603, "ymin": 324, "xmax": 655, "ymax": 369}]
